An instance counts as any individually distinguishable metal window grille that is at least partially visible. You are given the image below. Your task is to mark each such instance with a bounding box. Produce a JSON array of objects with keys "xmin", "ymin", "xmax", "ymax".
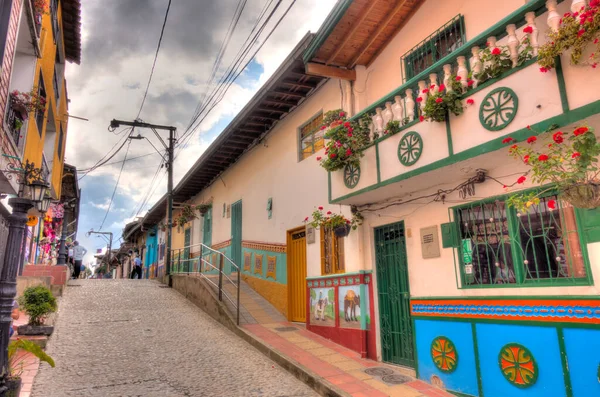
[
  {"xmin": 401, "ymin": 15, "xmax": 466, "ymax": 82},
  {"xmin": 57, "ymin": 125, "xmax": 64, "ymax": 160},
  {"xmin": 298, "ymin": 112, "xmax": 324, "ymax": 161},
  {"xmin": 36, "ymin": 73, "xmax": 46, "ymax": 135},
  {"xmin": 456, "ymin": 194, "xmax": 588, "ymax": 287}
]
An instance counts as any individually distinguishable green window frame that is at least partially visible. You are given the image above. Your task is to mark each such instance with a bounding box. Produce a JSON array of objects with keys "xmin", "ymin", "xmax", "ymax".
[
  {"xmin": 446, "ymin": 190, "xmax": 594, "ymax": 289},
  {"xmin": 298, "ymin": 111, "xmax": 324, "ymax": 161},
  {"xmin": 203, "ymin": 206, "xmax": 212, "ymax": 247},
  {"xmin": 401, "ymin": 15, "xmax": 466, "ymax": 82}
]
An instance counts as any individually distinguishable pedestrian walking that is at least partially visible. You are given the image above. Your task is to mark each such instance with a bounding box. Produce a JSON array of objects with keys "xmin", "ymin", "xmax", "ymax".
[
  {"xmin": 72, "ymin": 241, "xmax": 87, "ymax": 279},
  {"xmin": 130, "ymin": 255, "xmax": 143, "ymax": 279}
]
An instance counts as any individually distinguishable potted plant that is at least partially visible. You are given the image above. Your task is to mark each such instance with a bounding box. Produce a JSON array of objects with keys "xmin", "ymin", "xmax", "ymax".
[
  {"xmin": 196, "ymin": 204, "xmax": 211, "ymax": 216},
  {"xmin": 538, "ymin": 2, "xmax": 600, "ymax": 71},
  {"xmin": 17, "ymin": 285, "xmax": 57, "ymax": 336},
  {"xmin": 503, "ymin": 124, "xmax": 600, "ymax": 211},
  {"xmin": 318, "ymin": 110, "xmax": 369, "ymax": 172},
  {"xmin": 10, "ymin": 89, "xmax": 46, "ymax": 115},
  {"xmin": 6, "ymin": 338, "xmax": 55, "ymax": 397},
  {"xmin": 420, "ymin": 77, "xmax": 466, "ymax": 122},
  {"xmin": 304, "ymin": 206, "xmax": 363, "ymax": 237},
  {"xmin": 158, "ymin": 221, "xmax": 167, "ymax": 232}
]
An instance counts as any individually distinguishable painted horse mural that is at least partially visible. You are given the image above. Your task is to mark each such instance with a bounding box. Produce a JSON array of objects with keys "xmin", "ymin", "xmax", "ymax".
[
  {"xmin": 314, "ymin": 292, "xmax": 329, "ymax": 321},
  {"xmin": 344, "ymin": 290, "xmax": 360, "ymax": 321}
]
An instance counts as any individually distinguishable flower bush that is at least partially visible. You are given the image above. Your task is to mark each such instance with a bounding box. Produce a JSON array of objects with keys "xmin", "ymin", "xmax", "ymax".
[
  {"xmin": 420, "ymin": 76, "xmax": 465, "ymax": 122},
  {"xmin": 303, "ymin": 206, "xmax": 363, "ymax": 234},
  {"xmin": 504, "ymin": 124, "xmax": 600, "ymax": 211},
  {"xmin": 33, "ymin": 0, "xmax": 48, "ymax": 17},
  {"xmin": 475, "ymin": 37, "xmax": 533, "ymax": 84},
  {"xmin": 10, "ymin": 89, "xmax": 46, "ymax": 114},
  {"xmin": 19, "ymin": 285, "xmax": 57, "ymax": 326},
  {"xmin": 318, "ymin": 109, "xmax": 369, "ymax": 172},
  {"xmin": 384, "ymin": 120, "xmax": 402, "ymax": 136},
  {"xmin": 538, "ymin": 2, "xmax": 600, "ymax": 70}
]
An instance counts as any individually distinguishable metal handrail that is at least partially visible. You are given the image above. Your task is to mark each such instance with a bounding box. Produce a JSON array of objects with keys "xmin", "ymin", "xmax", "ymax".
[{"xmin": 170, "ymin": 242, "xmax": 241, "ymax": 325}]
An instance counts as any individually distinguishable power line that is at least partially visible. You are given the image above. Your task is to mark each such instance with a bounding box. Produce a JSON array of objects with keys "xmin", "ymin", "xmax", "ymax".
[
  {"xmin": 137, "ymin": 0, "xmax": 172, "ymax": 118},
  {"xmin": 98, "ymin": 139, "xmax": 132, "ymax": 231},
  {"xmin": 79, "ymin": 151, "xmax": 159, "ymax": 172},
  {"xmin": 78, "ymin": 130, "xmax": 132, "ymax": 180}
]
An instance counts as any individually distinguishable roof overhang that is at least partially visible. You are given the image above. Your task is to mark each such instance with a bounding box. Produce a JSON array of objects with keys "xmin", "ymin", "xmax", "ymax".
[
  {"xmin": 303, "ymin": 0, "xmax": 424, "ymax": 69},
  {"xmin": 142, "ymin": 33, "xmax": 328, "ymax": 226},
  {"xmin": 61, "ymin": 0, "xmax": 82, "ymax": 64}
]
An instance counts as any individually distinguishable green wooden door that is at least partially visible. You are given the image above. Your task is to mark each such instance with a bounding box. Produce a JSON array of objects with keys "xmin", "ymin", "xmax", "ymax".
[
  {"xmin": 231, "ymin": 201, "xmax": 242, "ymax": 269},
  {"xmin": 184, "ymin": 228, "xmax": 191, "ymax": 272},
  {"xmin": 203, "ymin": 207, "xmax": 212, "ymax": 246},
  {"xmin": 375, "ymin": 222, "xmax": 414, "ymax": 367}
]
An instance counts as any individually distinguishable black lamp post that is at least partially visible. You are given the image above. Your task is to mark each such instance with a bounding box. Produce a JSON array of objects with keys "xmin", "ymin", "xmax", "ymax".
[{"xmin": 0, "ymin": 159, "xmax": 48, "ymax": 394}]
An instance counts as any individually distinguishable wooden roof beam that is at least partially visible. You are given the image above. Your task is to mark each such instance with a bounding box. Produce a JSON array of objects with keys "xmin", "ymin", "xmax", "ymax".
[
  {"xmin": 237, "ymin": 128, "xmax": 264, "ymax": 134},
  {"xmin": 305, "ymin": 62, "xmax": 356, "ymax": 81},
  {"xmin": 281, "ymin": 79, "xmax": 317, "ymax": 89},
  {"xmin": 262, "ymin": 98, "xmax": 299, "ymax": 107},
  {"xmin": 251, "ymin": 113, "xmax": 280, "ymax": 121},
  {"xmin": 269, "ymin": 89, "xmax": 305, "ymax": 98},
  {"xmin": 257, "ymin": 107, "xmax": 287, "ymax": 114},
  {"xmin": 349, "ymin": 0, "xmax": 410, "ymax": 68}
]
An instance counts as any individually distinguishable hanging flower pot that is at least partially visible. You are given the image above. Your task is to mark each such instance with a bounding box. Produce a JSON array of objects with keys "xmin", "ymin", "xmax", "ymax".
[
  {"xmin": 197, "ymin": 204, "xmax": 210, "ymax": 216},
  {"xmin": 560, "ymin": 183, "xmax": 600, "ymax": 209},
  {"xmin": 334, "ymin": 224, "xmax": 351, "ymax": 238}
]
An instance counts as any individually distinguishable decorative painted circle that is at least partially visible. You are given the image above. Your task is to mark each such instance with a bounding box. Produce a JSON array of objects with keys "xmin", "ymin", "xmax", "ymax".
[
  {"xmin": 479, "ymin": 87, "xmax": 519, "ymax": 131},
  {"xmin": 499, "ymin": 343, "xmax": 538, "ymax": 388},
  {"xmin": 431, "ymin": 336, "xmax": 458, "ymax": 373},
  {"xmin": 343, "ymin": 163, "xmax": 361, "ymax": 189},
  {"xmin": 398, "ymin": 131, "xmax": 423, "ymax": 166}
]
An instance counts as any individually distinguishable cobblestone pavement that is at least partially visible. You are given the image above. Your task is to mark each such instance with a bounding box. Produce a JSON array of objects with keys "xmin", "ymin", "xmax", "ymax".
[{"xmin": 32, "ymin": 279, "xmax": 317, "ymax": 397}]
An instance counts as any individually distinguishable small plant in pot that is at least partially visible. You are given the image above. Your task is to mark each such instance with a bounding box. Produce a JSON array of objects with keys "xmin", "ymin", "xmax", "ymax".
[
  {"xmin": 17, "ymin": 286, "xmax": 57, "ymax": 336},
  {"xmin": 6, "ymin": 338, "xmax": 55, "ymax": 397},
  {"xmin": 304, "ymin": 206, "xmax": 363, "ymax": 238},
  {"xmin": 196, "ymin": 204, "xmax": 211, "ymax": 216},
  {"xmin": 503, "ymin": 124, "xmax": 600, "ymax": 212}
]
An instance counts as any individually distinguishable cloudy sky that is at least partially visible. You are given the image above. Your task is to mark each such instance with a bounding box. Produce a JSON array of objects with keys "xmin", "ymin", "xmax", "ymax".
[{"xmin": 66, "ymin": 0, "xmax": 336, "ymax": 263}]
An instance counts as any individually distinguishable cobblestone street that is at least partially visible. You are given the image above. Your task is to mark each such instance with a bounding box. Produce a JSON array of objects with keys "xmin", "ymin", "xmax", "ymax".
[{"xmin": 32, "ymin": 279, "xmax": 317, "ymax": 397}]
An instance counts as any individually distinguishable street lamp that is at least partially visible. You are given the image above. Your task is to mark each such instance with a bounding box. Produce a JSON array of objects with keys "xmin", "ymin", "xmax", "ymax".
[{"xmin": 36, "ymin": 194, "xmax": 52, "ymax": 214}]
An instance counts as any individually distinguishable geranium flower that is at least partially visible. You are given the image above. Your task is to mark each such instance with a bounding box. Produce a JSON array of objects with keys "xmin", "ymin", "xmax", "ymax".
[
  {"xmin": 564, "ymin": 12, "xmax": 571, "ymax": 17},
  {"xmin": 416, "ymin": 97, "xmax": 423, "ymax": 103},
  {"xmin": 320, "ymin": 125, "xmax": 327, "ymax": 130},
  {"xmin": 595, "ymin": 38, "xmax": 599, "ymax": 44},
  {"xmin": 502, "ymin": 137, "xmax": 514, "ymax": 144},
  {"xmin": 466, "ymin": 99, "xmax": 474, "ymax": 105},
  {"xmin": 422, "ymin": 89, "xmax": 429, "ymax": 94},
  {"xmin": 523, "ymin": 26, "xmax": 533, "ymax": 34},
  {"xmin": 329, "ymin": 153, "xmax": 336, "ymax": 159},
  {"xmin": 578, "ymin": 29, "xmax": 586, "ymax": 37},
  {"xmin": 553, "ymin": 131, "xmax": 564, "ymax": 143},
  {"xmin": 548, "ymin": 200, "xmax": 556, "ymax": 210},
  {"xmin": 526, "ymin": 125, "xmax": 531, "ymax": 130},
  {"xmin": 344, "ymin": 121, "xmax": 351, "ymax": 128},
  {"xmin": 419, "ymin": 115, "xmax": 425, "ymax": 122},
  {"xmin": 304, "ymin": 217, "xmax": 309, "ymax": 222},
  {"xmin": 339, "ymin": 111, "xmax": 345, "ymax": 117},
  {"xmin": 327, "ymin": 211, "xmax": 332, "ymax": 215},
  {"xmin": 540, "ymin": 67, "xmax": 550, "ymax": 73},
  {"xmin": 467, "ymin": 79, "xmax": 474, "ymax": 87},
  {"xmin": 538, "ymin": 154, "xmax": 549, "ymax": 161},
  {"xmin": 346, "ymin": 149, "xmax": 352, "ymax": 156},
  {"xmin": 347, "ymin": 127, "xmax": 353, "ymax": 134},
  {"xmin": 510, "ymin": 144, "xmax": 518, "ymax": 150},
  {"xmin": 574, "ymin": 126, "xmax": 589, "ymax": 136},
  {"xmin": 491, "ymin": 48, "xmax": 502, "ymax": 55},
  {"xmin": 318, "ymin": 206, "xmax": 323, "ymax": 210},
  {"xmin": 524, "ymin": 155, "xmax": 530, "ymax": 164},
  {"xmin": 455, "ymin": 76, "xmax": 462, "ymax": 81},
  {"xmin": 435, "ymin": 97, "xmax": 443, "ymax": 103},
  {"xmin": 517, "ymin": 176, "xmax": 527, "ymax": 184},
  {"xmin": 430, "ymin": 85, "xmax": 435, "ymax": 89},
  {"xmin": 316, "ymin": 156, "xmax": 322, "ymax": 161},
  {"xmin": 347, "ymin": 133, "xmax": 353, "ymax": 138},
  {"xmin": 526, "ymin": 136, "xmax": 537, "ymax": 144},
  {"xmin": 572, "ymin": 152, "xmax": 581, "ymax": 158},
  {"xmin": 438, "ymin": 84, "xmax": 446, "ymax": 92}
]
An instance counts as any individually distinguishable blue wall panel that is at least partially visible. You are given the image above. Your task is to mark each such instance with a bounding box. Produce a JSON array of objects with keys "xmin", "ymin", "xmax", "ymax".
[
  {"xmin": 476, "ymin": 323, "xmax": 565, "ymax": 397},
  {"xmin": 415, "ymin": 319, "xmax": 479, "ymax": 396},
  {"xmin": 563, "ymin": 328, "xmax": 600, "ymax": 397},
  {"xmin": 241, "ymin": 247, "xmax": 287, "ymax": 284}
]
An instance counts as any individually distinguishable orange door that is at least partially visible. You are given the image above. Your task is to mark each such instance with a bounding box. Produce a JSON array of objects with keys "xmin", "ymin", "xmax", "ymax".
[{"xmin": 288, "ymin": 228, "xmax": 307, "ymax": 322}]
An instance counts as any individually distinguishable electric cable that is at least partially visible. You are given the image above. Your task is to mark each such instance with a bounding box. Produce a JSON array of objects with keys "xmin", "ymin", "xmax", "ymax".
[
  {"xmin": 98, "ymin": 139, "xmax": 132, "ymax": 231},
  {"xmin": 78, "ymin": 151, "xmax": 159, "ymax": 172},
  {"xmin": 78, "ymin": 130, "xmax": 132, "ymax": 180}
]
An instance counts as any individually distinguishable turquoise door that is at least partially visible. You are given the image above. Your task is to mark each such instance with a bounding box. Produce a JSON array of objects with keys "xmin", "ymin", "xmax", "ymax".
[
  {"xmin": 231, "ymin": 201, "xmax": 242, "ymax": 269},
  {"xmin": 203, "ymin": 207, "xmax": 212, "ymax": 246},
  {"xmin": 145, "ymin": 228, "xmax": 158, "ymax": 279},
  {"xmin": 184, "ymin": 228, "xmax": 191, "ymax": 273}
]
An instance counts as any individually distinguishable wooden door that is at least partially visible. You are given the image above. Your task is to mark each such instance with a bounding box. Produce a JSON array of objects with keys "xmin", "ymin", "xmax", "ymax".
[
  {"xmin": 287, "ymin": 227, "xmax": 307, "ymax": 322},
  {"xmin": 375, "ymin": 221, "xmax": 414, "ymax": 367}
]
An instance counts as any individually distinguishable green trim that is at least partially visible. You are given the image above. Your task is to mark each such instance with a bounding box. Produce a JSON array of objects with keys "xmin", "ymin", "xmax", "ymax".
[
  {"xmin": 412, "ymin": 315, "xmax": 600, "ymax": 329},
  {"xmin": 471, "ymin": 323, "xmax": 484, "ymax": 397},
  {"xmin": 398, "ymin": 131, "xmax": 423, "ymax": 166},
  {"xmin": 498, "ymin": 343, "xmax": 538, "ymax": 388},
  {"xmin": 343, "ymin": 163, "xmax": 360, "ymax": 189},
  {"xmin": 302, "ymin": 0, "xmax": 354, "ymax": 63},
  {"xmin": 462, "ymin": 58, "xmax": 538, "ymax": 100},
  {"xmin": 375, "ymin": 141, "xmax": 381, "ymax": 183},
  {"xmin": 328, "ymin": 171, "xmax": 332, "ymax": 204},
  {"xmin": 411, "ymin": 295, "xmax": 600, "ymax": 301},
  {"xmin": 412, "ymin": 317, "xmax": 419, "ymax": 379},
  {"xmin": 363, "ymin": 118, "xmax": 421, "ymax": 150},
  {"xmin": 479, "ymin": 87, "xmax": 519, "ymax": 131},
  {"xmin": 445, "ymin": 116, "xmax": 453, "ymax": 156},
  {"xmin": 306, "ymin": 270, "xmax": 372, "ymax": 281},
  {"xmin": 331, "ymin": 99, "xmax": 600, "ymax": 203},
  {"xmin": 448, "ymin": 391, "xmax": 478, "ymax": 397},
  {"xmin": 555, "ymin": 56, "xmax": 570, "ymax": 113},
  {"xmin": 359, "ymin": 282, "xmax": 367, "ymax": 330},
  {"xmin": 350, "ymin": 0, "xmax": 549, "ymax": 122},
  {"xmin": 557, "ymin": 327, "xmax": 574, "ymax": 397}
]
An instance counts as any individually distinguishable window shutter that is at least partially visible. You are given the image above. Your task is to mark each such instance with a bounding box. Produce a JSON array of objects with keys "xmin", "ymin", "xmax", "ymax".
[
  {"xmin": 441, "ymin": 222, "xmax": 458, "ymax": 248},
  {"xmin": 579, "ymin": 207, "xmax": 600, "ymax": 243}
]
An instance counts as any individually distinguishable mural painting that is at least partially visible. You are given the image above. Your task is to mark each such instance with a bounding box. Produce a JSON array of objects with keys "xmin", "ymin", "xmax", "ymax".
[
  {"xmin": 338, "ymin": 285, "xmax": 370, "ymax": 329},
  {"xmin": 310, "ymin": 287, "xmax": 335, "ymax": 327}
]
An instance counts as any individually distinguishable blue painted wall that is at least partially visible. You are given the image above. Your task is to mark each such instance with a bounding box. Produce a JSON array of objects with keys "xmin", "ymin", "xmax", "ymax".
[
  {"xmin": 563, "ymin": 328, "xmax": 600, "ymax": 397},
  {"xmin": 415, "ymin": 319, "xmax": 479, "ymax": 396},
  {"xmin": 241, "ymin": 247, "xmax": 287, "ymax": 284},
  {"xmin": 476, "ymin": 323, "xmax": 565, "ymax": 397},
  {"xmin": 145, "ymin": 227, "xmax": 158, "ymax": 279}
]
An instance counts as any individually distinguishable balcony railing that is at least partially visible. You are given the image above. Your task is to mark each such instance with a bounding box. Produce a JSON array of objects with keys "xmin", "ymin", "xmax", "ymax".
[
  {"xmin": 5, "ymin": 100, "xmax": 25, "ymax": 147},
  {"xmin": 41, "ymin": 154, "xmax": 50, "ymax": 183}
]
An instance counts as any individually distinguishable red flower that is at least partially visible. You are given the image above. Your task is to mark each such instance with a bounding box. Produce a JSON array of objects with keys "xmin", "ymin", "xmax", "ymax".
[
  {"xmin": 503, "ymin": 185, "xmax": 508, "ymax": 189},
  {"xmin": 538, "ymin": 154, "xmax": 549, "ymax": 161},
  {"xmin": 593, "ymin": 63, "xmax": 598, "ymax": 69},
  {"xmin": 416, "ymin": 97, "xmax": 423, "ymax": 103},
  {"xmin": 455, "ymin": 76, "xmax": 462, "ymax": 81},
  {"xmin": 320, "ymin": 125, "xmax": 327, "ymax": 130},
  {"xmin": 548, "ymin": 200, "xmax": 556, "ymax": 210},
  {"xmin": 438, "ymin": 84, "xmax": 446, "ymax": 92},
  {"xmin": 316, "ymin": 156, "xmax": 322, "ymax": 161},
  {"xmin": 346, "ymin": 149, "xmax": 352, "ymax": 156},
  {"xmin": 574, "ymin": 126, "xmax": 589, "ymax": 136},
  {"xmin": 347, "ymin": 133, "xmax": 353, "ymax": 138},
  {"xmin": 572, "ymin": 152, "xmax": 581, "ymax": 158},
  {"xmin": 540, "ymin": 67, "xmax": 550, "ymax": 73},
  {"xmin": 466, "ymin": 99, "xmax": 475, "ymax": 105},
  {"xmin": 502, "ymin": 137, "xmax": 514, "ymax": 144},
  {"xmin": 573, "ymin": 12, "xmax": 579, "ymax": 17},
  {"xmin": 526, "ymin": 136, "xmax": 537, "ymax": 144},
  {"xmin": 318, "ymin": 206, "xmax": 323, "ymax": 210},
  {"xmin": 510, "ymin": 144, "xmax": 518, "ymax": 150},
  {"xmin": 430, "ymin": 85, "xmax": 435, "ymax": 89},
  {"xmin": 595, "ymin": 38, "xmax": 599, "ymax": 44},
  {"xmin": 327, "ymin": 211, "xmax": 332, "ymax": 215},
  {"xmin": 524, "ymin": 155, "xmax": 530, "ymax": 164},
  {"xmin": 329, "ymin": 153, "xmax": 336, "ymax": 159},
  {"xmin": 339, "ymin": 111, "xmax": 345, "ymax": 117},
  {"xmin": 548, "ymin": 144, "xmax": 553, "ymax": 148},
  {"xmin": 553, "ymin": 131, "xmax": 564, "ymax": 143},
  {"xmin": 491, "ymin": 48, "xmax": 502, "ymax": 55},
  {"xmin": 347, "ymin": 127, "xmax": 353, "ymax": 134},
  {"xmin": 591, "ymin": 0, "xmax": 599, "ymax": 7},
  {"xmin": 419, "ymin": 115, "xmax": 425, "ymax": 122},
  {"xmin": 435, "ymin": 97, "xmax": 443, "ymax": 103},
  {"xmin": 523, "ymin": 26, "xmax": 533, "ymax": 34},
  {"xmin": 467, "ymin": 79, "xmax": 474, "ymax": 87},
  {"xmin": 422, "ymin": 89, "xmax": 429, "ymax": 94},
  {"xmin": 517, "ymin": 176, "xmax": 527, "ymax": 184},
  {"xmin": 304, "ymin": 217, "xmax": 309, "ymax": 222},
  {"xmin": 526, "ymin": 125, "xmax": 531, "ymax": 130},
  {"xmin": 344, "ymin": 121, "xmax": 351, "ymax": 128},
  {"xmin": 578, "ymin": 29, "xmax": 586, "ymax": 37},
  {"xmin": 564, "ymin": 12, "xmax": 571, "ymax": 17}
]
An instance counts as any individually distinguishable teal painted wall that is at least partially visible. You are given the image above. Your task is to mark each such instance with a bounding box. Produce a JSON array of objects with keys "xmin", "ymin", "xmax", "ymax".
[{"xmin": 241, "ymin": 247, "xmax": 287, "ymax": 285}]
